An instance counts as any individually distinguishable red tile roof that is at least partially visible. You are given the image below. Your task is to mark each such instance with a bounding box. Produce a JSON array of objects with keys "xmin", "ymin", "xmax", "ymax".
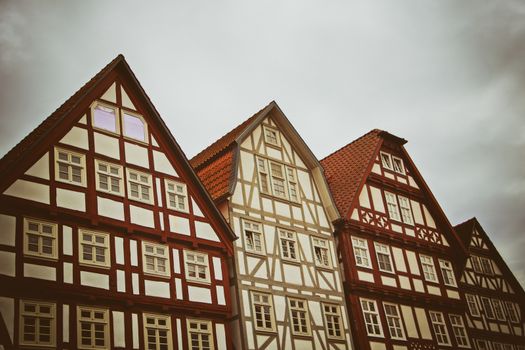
[{"xmin": 320, "ymin": 129, "xmax": 384, "ymax": 218}]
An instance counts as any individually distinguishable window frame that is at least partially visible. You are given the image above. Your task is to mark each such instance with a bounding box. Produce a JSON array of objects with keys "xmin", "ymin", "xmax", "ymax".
[
  {"xmin": 449, "ymin": 314, "xmax": 470, "ymax": 348},
  {"xmin": 126, "ymin": 168, "xmax": 153, "ymax": 204},
  {"xmin": 77, "ymin": 306, "xmax": 110, "ymax": 350},
  {"xmin": 322, "ymin": 303, "xmax": 344, "ymax": 340},
  {"xmin": 54, "ymin": 147, "xmax": 86, "ymax": 187},
  {"xmin": 480, "ymin": 257, "xmax": 494, "ymax": 275},
  {"xmin": 419, "ymin": 254, "xmax": 438, "ymax": 283},
  {"xmin": 471, "ymin": 255, "xmax": 482, "ymax": 273},
  {"xmin": 382, "ymin": 302, "xmax": 406, "ymax": 340},
  {"xmin": 312, "ymin": 237, "xmax": 331, "ymax": 268},
  {"xmin": 91, "ymin": 100, "xmax": 120, "ymax": 135},
  {"xmin": 360, "ymin": 298, "xmax": 384, "ymax": 337},
  {"xmin": 384, "ymin": 191, "xmax": 401, "ymax": 222},
  {"xmin": 142, "ymin": 241, "xmax": 171, "ymax": 278},
  {"xmin": 121, "ymin": 108, "xmax": 148, "ymax": 143},
  {"xmin": 392, "ymin": 156, "xmax": 405, "ymax": 174},
  {"xmin": 251, "ymin": 291, "xmax": 276, "ymax": 332},
  {"xmin": 439, "ymin": 259, "xmax": 457, "ymax": 287},
  {"xmin": 19, "ymin": 300, "xmax": 56, "ymax": 347},
  {"xmin": 288, "ymin": 297, "xmax": 312, "ymax": 336},
  {"xmin": 380, "ymin": 151, "xmax": 393, "ymax": 171},
  {"xmin": 374, "ymin": 242, "xmax": 394, "ymax": 273},
  {"xmin": 143, "ymin": 313, "xmax": 172, "ymax": 350},
  {"xmin": 186, "ymin": 318, "xmax": 214, "ymax": 350},
  {"xmin": 476, "ymin": 339, "xmax": 490, "ymax": 350},
  {"xmin": 285, "ymin": 166, "xmax": 299, "ymax": 202},
  {"xmin": 263, "ymin": 125, "xmax": 281, "ymax": 147},
  {"xmin": 242, "ymin": 219, "xmax": 266, "ymax": 255},
  {"xmin": 256, "ymin": 156, "xmax": 270, "ymax": 195},
  {"xmin": 94, "ymin": 159, "xmax": 124, "ymax": 196},
  {"xmin": 78, "ymin": 229, "xmax": 111, "ymax": 268},
  {"xmin": 429, "ymin": 311, "xmax": 451, "ymax": 346},
  {"xmin": 505, "ymin": 301, "xmax": 519, "ymax": 323},
  {"xmin": 269, "ymin": 161, "xmax": 288, "ymax": 199},
  {"xmin": 351, "ymin": 236, "xmax": 372, "ymax": 269},
  {"xmin": 184, "ymin": 250, "xmax": 211, "ymax": 284},
  {"xmin": 492, "ymin": 299, "xmax": 506, "ymax": 321},
  {"xmin": 398, "ymin": 195, "xmax": 414, "ymax": 225},
  {"xmin": 480, "ymin": 297, "xmax": 495, "ymax": 319},
  {"xmin": 278, "ymin": 229, "xmax": 299, "ymax": 262},
  {"xmin": 165, "ymin": 179, "xmax": 189, "ymax": 213},
  {"xmin": 465, "ymin": 294, "xmax": 480, "ymax": 317},
  {"xmin": 23, "ymin": 218, "xmax": 58, "ymax": 260}
]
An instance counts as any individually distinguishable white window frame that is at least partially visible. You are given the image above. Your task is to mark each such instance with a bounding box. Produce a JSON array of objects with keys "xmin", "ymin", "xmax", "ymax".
[
  {"xmin": 398, "ymin": 195, "xmax": 414, "ymax": 225},
  {"xmin": 481, "ymin": 297, "xmax": 495, "ymax": 319},
  {"xmin": 278, "ymin": 229, "xmax": 298, "ymax": 262},
  {"xmin": 480, "ymin": 257, "xmax": 494, "ymax": 275},
  {"xmin": 312, "ymin": 237, "xmax": 331, "ymax": 268},
  {"xmin": 23, "ymin": 218, "xmax": 58, "ymax": 260},
  {"xmin": 383, "ymin": 302, "xmax": 405, "ymax": 340},
  {"xmin": 360, "ymin": 298, "xmax": 383, "ymax": 337},
  {"xmin": 142, "ymin": 241, "xmax": 170, "ymax": 278},
  {"xmin": 143, "ymin": 313, "xmax": 172, "ymax": 350},
  {"xmin": 385, "ymin": 191, "xmax": 401, "ymax": 222},
  {"xmin": 91, "ymin": 101, "xmax": 120, "ymax": 134},
  {"xmin": 392, "ymin": 156, "xmax": 405, "ymax": 174},
  {"xmin": 288, "ymin": 298, "xmax": 311, "ymax": 336},
  {"xmin": 122, "ymin": 109, "xmax": 148, "ymax": 143},
  {"xmin": 251, "ymin": 291, "xmax": 276, "ymax": 332},
  {"xmin": 77, "ymin": 306, "xmax": 109, "ymax": 350},
  {"xmin": 322, "ymin": 303, "xmax": 344, "ymax": 340},
  {"xmin": 465, "ymin": 294, "xmax": 480, "ymax": 317},
  {"xmin": 126, "ymin": 168, "xmax": 153, "ymax": 204},
  {"xmin": 19, "ymin": 300, "xmax": 56, "ymax": 347},
  {"xmin": 449, "ymin": 314, "xmax": 470, "ymax": 348},
  {"xmin": 285, "ymin": 166, "xmax": 299, "ymax": 202},
  {"xmin": 374, "ymin": 242, "xmax": 394, "ymax": 273},
  {"xmin": 165, "ymin": 179, "xmax": 189, "ymax": 213},
  {"xmin": 187, "ymin": 319, "xmax": 214, "ymax": 350},
  {"xmin": 78, "ymin": 229, "xmax": 111, "ymax": 268},
  {"xmin": 242, "ymin": 219, "xmax": 265, "ymax": 255},
  {"xmin": 352, "ymin": 237, "xmax": 372, "ymax": 269},
  {"xmin": 184, "ymin": 250, "xmax": 210, "ymax": 284},
  {"xmin": 429, "ymin": 311, "xmax": 451, "ymax": 346},
  {"xmin": 505, "ymin": 301, "xmax": 519, "ymax": 323},
  {"xmin": 256, "ymin": 157, "xmax": 270, "ymax": 195},
  {"xmin": 439, "ymin": 259, "xmax": 457, "ymax": 287},
  {"xmin": 419, "ymin": 254, "xmax": 438, "ymax": 283},
  {"xmin": 471, "ymin": 255, "xmax": 482, "ymax": 273},
  {"xmin": 269, "ymin": 161, "xmax": 288, "ymax": 199},
  {"xmin": 380, "ymin": 151, "xmax": 393, "ymax": 170},
  {"xmin": 95, "ymin": 159, "xmax": 124, "ymax": 196},
  {"xmin": 476, "ymin": 339, "xmax": 490, "ymax": 350},
  {"xmin": 492, "ymin": 299, "xmax": 506, "ymax": 321},
  {"xmin": 54, "ymin": 147, "xmax": 86, "ymax": 186},
  {"xmin": 263, "ymin": 125, "xmax": 280, "ymax": 147}
]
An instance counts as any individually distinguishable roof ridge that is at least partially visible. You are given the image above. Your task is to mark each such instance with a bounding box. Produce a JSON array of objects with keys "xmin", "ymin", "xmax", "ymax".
[{"xmin": 320, "ymin": 128, "xmax": 383, "ymax": 162}]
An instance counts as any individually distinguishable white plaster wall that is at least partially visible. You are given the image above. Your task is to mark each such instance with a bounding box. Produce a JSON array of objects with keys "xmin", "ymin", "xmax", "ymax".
[
  {"xmin": 80, "ymin": 271, "xmax": 109, "ymax": 290},
  {"xmin": 117, "ymin": 270, "xmax": 126, "ymax": 292},
  {"xmin": 115, "ymin": 236, "xmax": 125, "ymax": 265},
  {"xmin": 213, "ymin": 257, "xmax": 222, "ymax": 280},
  {"xmin": 130, "ymin": 240, "xmax": 138, "ymax": 266},
  {"xmin": 25, "ymin": 152, "xmax": 49, "ymax": 179},
  {"xmin": 60, "ymin": 126, "xmax": 88, "ymax": 149},
  {"xmin": 113, "ymin": 311, "xmax": 126, "ymax": 347},
  {"xmin": 414, "ymin": 307, "xmax": 432, "ymax": 340},
  {"xmin": 97, "ymin": 197, "xmax": 124, "ymax": 221},
  {"xmin": 125, "ymin": 142, "xmax": 149, "ymax": 168},
  {"xmin": 4, "ymin": 179, "xmax": 50, "ymax": 204},
  {"xmin": 215, "ymin": 323, "xmax": 228, "ymax": 350},
  {"xmin": 63, "ymin": 225, "xmax": 73, "ymax": 255},
  {"xmin": 0, "ymin": 251, "xmax": 15, "ymax": 277},
  {"xmin": 144, "ymin": 280, "xmax": 170, "ymax": 298},
  {"xmin": 188, "ymin": 285, "xmax": 212, "ymax": 303},
  {"xmin": 0, "ymin": 297, "xmax": 14, "ymax": 342},
  {"xmin": 169, "ymin": 215, "xmax": 190, "ymax": 236},
  {"xmin": 370, "ymin": 186, "xmax": 385, "ymax": 213},
  {"xmin": 24, "ymin": 263, "xmax": 56, "ymax": 281},
  {"xmin": 94, "ymin": 132, "xmax": 120, "ymax": 159},
  {"xmin": 132, "ymin": 313, "xmax": 139, "ymax": 349},
  {"xmin": 153, "ymin": 150, "xmax": 178, "ymax": 176},
  {"xmin": 56, "ymin": 188, "xmax": 85, "ymax": 211},
  {"xmin": 400, "ymin": 305, "xmax": 418, "ymax": 338},
  {"xmin": 0, "ymin": 214, "xmax": 16, "ymax": 246},
  {"xmin": 63, "ymin": 304, "xmax": 69, "ymax": 342},
  {"xmin": 130, "ymin": 205, "xmax": 155, "ymax": 228},
  {"xmin": 63, "ymin": 262, "xmax": 73, "ymax": 284},
  {"xmin": 195, "ymin": 221, "xmax": 220, "ymax": 242}
]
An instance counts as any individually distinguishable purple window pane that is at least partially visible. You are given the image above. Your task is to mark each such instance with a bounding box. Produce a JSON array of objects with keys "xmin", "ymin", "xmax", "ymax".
[
  {"xmin": 123, "ymin": 113, "xmax": 145, "ymax": 141},
  {"xmin": 93, "ymin": 105, "xmax": 117, "ymax": 132}
]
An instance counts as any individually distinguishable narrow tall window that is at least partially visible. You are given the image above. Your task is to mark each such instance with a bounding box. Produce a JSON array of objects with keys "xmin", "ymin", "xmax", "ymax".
[
  {"xmin": 92, "ymin": 102, "xmax": 118, "ymax": 133},
  {"xmin": 398, "ymin": 196, "xmax": 413, "ymax": 225},
  {"xmin": 374, "ymin": 243, "xmax": 394, "ymax": 273},
  {"xmin": 143, "ymin": 314, "xmax": 171, "ymax": 350},
  {"xmin": 142, "ymin": 242, "xmax": 170, "ymax": 277},
  {"xmin": 420, "ymin": 255, "xmax": 438, "ymax": 283},
  {"xmin": 380, "ymin": 152, "xmax": 393, "ymax": 170},
  {"xmin": 471, "ymin": 256, "xmax": 482, "ymax": 273},
  {"xmin": 187, "ymin": 319, "xmax": 213, "ymax": 350},
  {"xmin": 270, "ymin": 162, "xmax": 287, "ymax": 198},
  {"xmin": 429, "ymin": 311, "xmax": 451, "ymax": 346},
  {"xmin": 243, "ymin": 220, "xmax": 265, "ymax": 254},
  {"xmin": 465, "ymin": 294, "xmax": 480, "ymax": 317},
  {"xmin": 385, "ymin": 192, "xmax": 401, "ymax": 221},
  {"xmin": 77, "ymin": 307, "xmax": 109, "ymax": 349},
  {"xmin": 449, "ymin": 314, "xmax": 469, "ymax": 348},
  {"xmin": 184, "ymin": 250, "xmax": 210, "ymax": 284},
  {"xmin": 323, "ymin": 303, "xmax": 344, "ymax": 339},
  {"xmin": 79, "ymin": 230, "xmax": 110, "ymax": 268},
  {"xmin": 122, "ymin": 111, "xmax": 147, "ymax": 142},
  {"xmin": 257, "ymin": 157, "xmax": 270, "ymax": 194},
  {"xmin": 439, "ymin": 259, "xmax": 457, "ymax": 287},
  {"xmin": 286, "ymin": 166, "xmax": 299, "ymax": 202},
  {"xmin": 95, "ymin": 160, "xmax": 123, "ymax": 196},
  {"xmin": 165, "ymin": 180, "xmax": 188, "ymax": 213},
  {"xmin": 279, "ymin": 229, "xmax": 298, "ymax": 261},
  {"xmin": 492, "ymin": 299, "xmax": 506, "ymax": 321},
  {"xmin": 252, "ymin": 292, "xmax": 275, "ymax": 332},
  {"xmin": 313, "ymin": 237, "xmax": 331, "ymax": 268},
  {"xmin": 476, "ymin": 340, "xmax": 490, "ymax": 350},
  {"xmin": 505, "ymin": 302, "xmax": 519, "ymax": 323},
  {"xmin": 127, "ymin": 169, "xmax": 153, "ymax": 204},
  {"xmin": 19, "ymin": 300, "xmax": 56, "ymax": 347},
  {"xmin": 480, "ymin": 257, "xmax": 494, "ymax": 275},
  {"xmin": 360, "ymin": 299, "xmax": 383, "ymax": 337},
  {"xmin": 392, "ymin": 156, "xmax": 405, "ymax": 174},
  {"xmin": 352, "ymin": 237, "xmax": 371, "ymax": 268},
  {"xmin": 23, "ymin": 218, "xmax": 57, "ymax": 259},
  {"xmin": 263, "ymin": 126, "xmax": 280, "ymax": 146},
  {"xmin": 55, "ymin": 147, "xmax": 86, "ymax": 186},
  {"xmin": 288, "ymin": 298, "xmax": 311, "ymax": 336},
  {"xmin": 481, "ymin": 297, "xmax": 495, "ymax": 319},
  {"xmin": 383, "ymin": 303, "xmax": 405, "ymax": 340}
]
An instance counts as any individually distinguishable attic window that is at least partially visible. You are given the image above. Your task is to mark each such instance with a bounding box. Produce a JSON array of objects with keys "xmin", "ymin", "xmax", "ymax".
[
  {"xmin": 392, "ymin": 156, "xmax": 405, "ymax": 174},
  {"xmin": 92, "ymin": 102, "xmax": 119, "ymax": 133},
  {"xmin": 123, "ymin": 111, "xmax": 147, "ymax": 142},
  {"xmin": 263, "ymin": 126, "xmax": 280, "ymax": 147},
  {"xmin": 380, "ymin": 152, "xmax": 393, "ymax": 170}
]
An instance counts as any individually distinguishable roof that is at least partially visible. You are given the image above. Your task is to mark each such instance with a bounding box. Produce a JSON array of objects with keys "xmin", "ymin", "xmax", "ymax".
[{"xmin": 454, "ymin": 217, "xmax": 477, "ymax": 247}]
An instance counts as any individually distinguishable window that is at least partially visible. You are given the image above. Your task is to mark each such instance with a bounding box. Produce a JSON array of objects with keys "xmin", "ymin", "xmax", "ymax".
[
  {"xmin": 23, "ymin": 218, "xmax": 57, "ymax": 259},
  {"xmin": 270, "ymin": 161, "xmax": 287, "ymax": 198},
  {"xmin": 55, "ymin": 147, "xmax": 86, "ymax": 186},
  {"xmin": 429, "ymin": 311, "xmax": 451, "ymax": 346},
  {"xmin": 352, "ymin": 237, "xmax": 371, "ymax": 268},
  {"xmin": 380, "ymin": 152, "xmax": 393, "ymax": 170},
  {"xmin": 19, "ymin": 300, "xmax": 55, "ymax": 347},
  {"xmin": 279, "ymin": 229, "xmax": 298, "ymax": 261},
  {"xmin": 95, "ymin": 160, "xmax": 123, "ymax": 196},
  {"xmin": 392, "ymin": 156, "xmax": 405, "ymax": 174},
  {"xmin": 480, "ymin": 257, "xmax": 493, "ymax": 275},
  {"xmin": 187, "ymin": 319, "xmax": 213, "ymax": 350},
  {"xmin": 127, "ymin": 169, "xmax": 153, "ymax": 204},
  {"xmin": 77, "ymin": 306, "xmax": 109, "ymax": 349},
  {"xmin": 142, "ymin": 242, "xmax": 170, "ymax": 277},
  {"xmin": 476, "ymin": 340, "xmax": 490, "ymax": 350},
  {"xmin": 243, "ymin": 220, "xmax": 265, "ymax": 254},
  {"xmin": 165, "ymin": 180, "xmax": 188, "ymax": 213},
  {"xmin": 79, "ymin": 230, "xmax": 110, "ymax": 268},
  {"xmin": 360, "ymin": 299, "xmax": 383, "ymax": 337},
  {"xmin": 288, "ymin": 298, "xmax": 311, "ymax": 336},
  {"xmin": 374, "ymin": 243, "xmax": 394, "ymax": 273},
  {"xmin": 251, "ymin": 292, "xmax": 275, "ymax": 332},
  {"xmin": 322, "ymin": 303, "xmax": 344, "ymax": 339},
  {"xmin": 471, "ymin": 256, "xmax": 482, "ymax": 273},
  {"xmin": 439, "ymin": 259, "xmax": 457, "ymax": 287},
  {"xmin": 492, "ymin": 299, "xmax": 506, "ymax": 321},
  {"xmin": 505, "ymin": 302, "xmax": 519, "ymax": 323},
  {"xmin": 398, "ymin": 196, "xmax": 413, "ymax": 225},
  {"xmin": 313, "ymin": 237, "xmax": 331, "ymax": 268},
  {"xmin": 480, "ymin": 297, "xmax": 495, "ymax": 319},
  {"xmin": 420, "ymin": 255, "xmax": 438, "ymax": 283},
  {"xmin": 383, "ymin": 303, "xmax": 405, "ymax": 340},
  {"xmin": 184, "ymin": 250, "xmax": 210, "ymax": 284},
  {"xmin": 257, "ymin": 157, "xmax": 300, "ymax": 202},
  {"xmin": 122, "ymin": 110, "xmax": 147, "ymax": 142},
  {"xmin": 449, "ymin": 314, "xmax": 469, "ymax": 348},
  {"xmin": 91, "ymin": 101, "xmax": 118, "ymax": 133},
  {"xmin": 385, "ymin": 191, "xmax": 401, "ymax": 221},
  {"xmin": 257, "ymin": 157, "xmax": 270, "ymax": 194},
  {"xmin": 286, "ymin": 167, "xmax": 299, "ymax": 202},
  {"xmin": 263, "ymin": 125, "xmax": 280, "ymax": 146},
  {"xmin": 465, "ymin": 294, "xmax": 480, "ymax": 317},
  {"xmin": 493, "ymin": 344, "xmax": 504, "ymax": 350},
  {"xmin": 143, "ymin": 313, "xmax": 171, "ymax": 350}
]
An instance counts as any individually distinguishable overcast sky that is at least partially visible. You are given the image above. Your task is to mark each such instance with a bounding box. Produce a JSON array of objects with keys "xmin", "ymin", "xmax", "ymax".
[{"xmin": 1, "ymin": 0, "xmax": 524, "ymax": 287}]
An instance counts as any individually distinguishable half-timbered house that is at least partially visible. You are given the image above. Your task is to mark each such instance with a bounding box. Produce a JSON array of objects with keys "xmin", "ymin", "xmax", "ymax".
[
  {"xmin": 321, "ymin": 129, "xmax": 472, "ymax": 350},
  {"xmin": 455, "ymin": 218, "xmax": 525, "ymax": 350},
  {"xmin": 190, "ymin": 102, "xmax": 353, "ymax": 350},
  {"xmin": 0, "ymin": 55, "xmax": 236, "ymax": 350}
]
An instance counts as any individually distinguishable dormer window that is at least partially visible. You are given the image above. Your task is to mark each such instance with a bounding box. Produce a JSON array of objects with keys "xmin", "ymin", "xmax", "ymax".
[
  {"xmin": 380, "ymin": 152, "xmax": 393, "ymax": 170},
  {"xmin": 92, "ymin": 102, "xmax": 119, "ymax": 133},
  {"xmin": 123, "ymin": 111, "xmax": 147, "ymax": 142},
  {"xmin": 263, "ymin": 126, "xmax": 280, "ymax": 147},
  {"xmin": 392, "ymin": 156, "xmax": 405, "ymax": 174}
]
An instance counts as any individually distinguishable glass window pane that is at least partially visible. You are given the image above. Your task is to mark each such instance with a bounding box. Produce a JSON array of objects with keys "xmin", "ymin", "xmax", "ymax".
[
  {"xmin": 93, "ymin": 105, "xmax": 117, "ymax": 132},
  {"xmin": 123, "ymin": 113, "xmax": 145, "ymax": 141}
]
